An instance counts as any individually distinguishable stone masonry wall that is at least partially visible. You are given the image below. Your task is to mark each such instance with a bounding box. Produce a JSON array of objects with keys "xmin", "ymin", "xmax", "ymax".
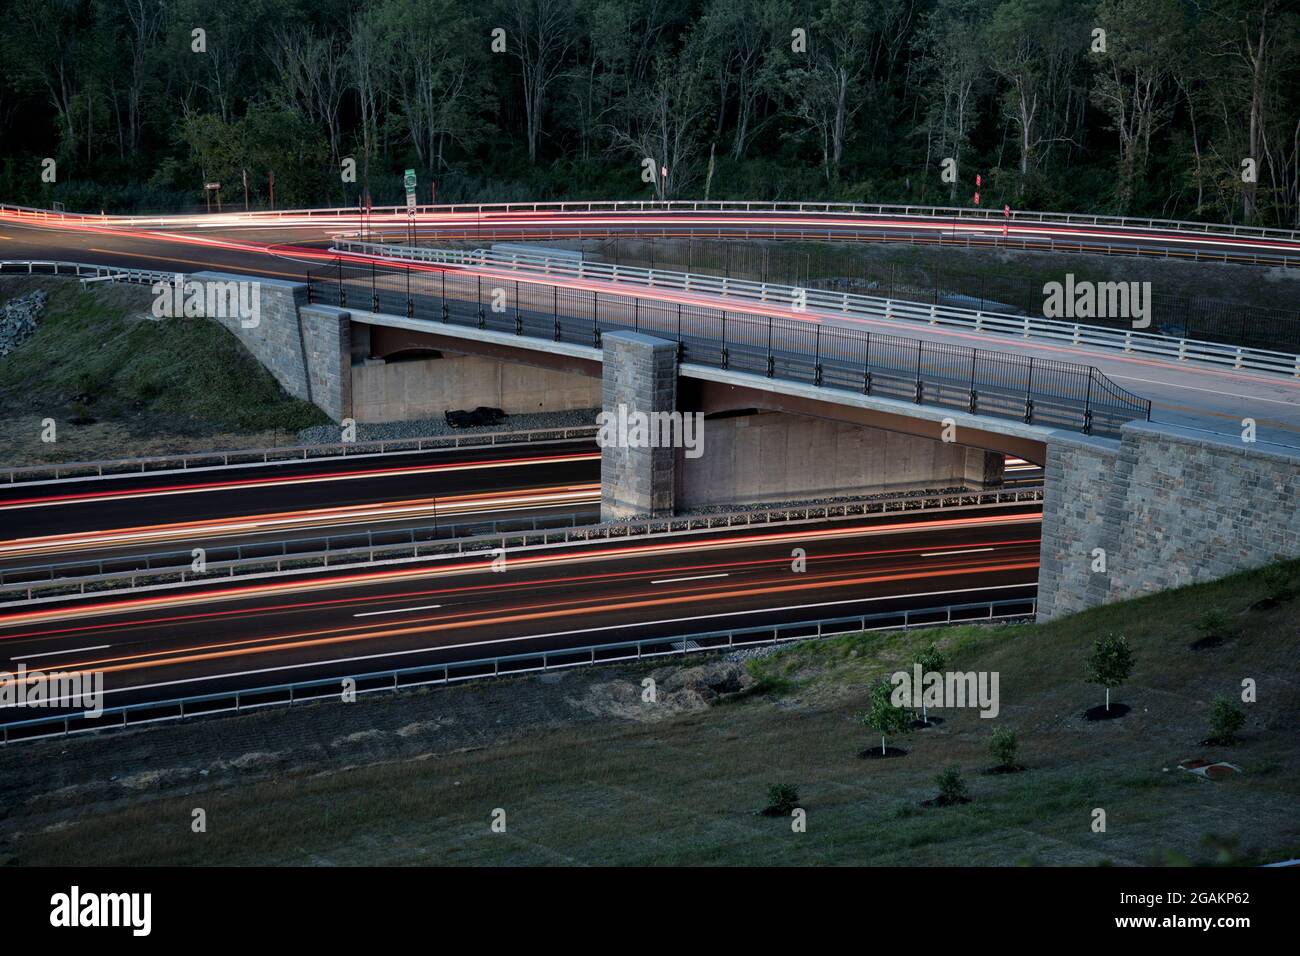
[
  {"xmin": 1037, "ymin": 422, "xmax": 1300, "ymax": 620},
  {"xmin": 601, "ymin": 332, "xmax": 678, "ymax": 519},
  {"xmin": 191, "ymin": 273, "xmax": 351, "ymax": 422}
]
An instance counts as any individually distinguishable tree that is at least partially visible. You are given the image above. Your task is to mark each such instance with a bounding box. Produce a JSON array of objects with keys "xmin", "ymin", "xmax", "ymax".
[
  {"xmin": 913, "ymin": 642, "xmax": 947, "ymax": 724},
  {"xmin": 376, "ymin": 0, "xmax": 489, "ymax": 175},
  {"xmin": 699, "ymin": 0, "xmax": 791, "ymax": 161},
  {"xmin": 916, "ymin": 0, "xmax": 986, "ymax": 202},
  {"xmin": 347, "ymin": 8, "xmax": 391, "ymax": 196},
  {"xmin": 861, "ymin": 678, "xmax": 912, "ymax": 754},
  {"xmin": 785, "ymin": 0, "xmax": 914, "ymax": 185},
  {"xmin": 984, "ymin": 0, "xmax": 1088, "ymax": 194},
  {"xmin": 1086, "ymin": 633, "xmax": 1134, "ymax": 711},
  {"xmin": 1195, "ymin": 0, "xmax": 1300, "ymax": 224},
  {"xmin": 988, "ymin": 727, "xmax": 1018, "ymax": 767},
  {"xmin": 502, "ymin": 0, "xmax": 576, "ymax": 164},
  {"xmin": 611, "ymin": 40, "xmax": 712, "ymax": 199},
  {"xmin": 1208, "ymin": 695, "xmax": 1246, "ymax": 745},
  {"xmin": 935, "ymin": 765, "xmax": 968, "ymax": 803},
  {"xmin": 1091, "ymin": 0, "xmax": 1184, "ymax": 212},
  {"xmin": 270, "ymin": 27, "xmax": 348, "ymax": 166}
]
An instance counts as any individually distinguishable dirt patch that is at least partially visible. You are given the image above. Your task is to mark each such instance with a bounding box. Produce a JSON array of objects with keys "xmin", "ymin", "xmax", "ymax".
[
  {"xmin": 1083, "ymin": 703, "xmax": 1131, "ymax": 721},
  {"xmin": 858, "ymin": 747, "xmax": 909, "ymax": 759}
]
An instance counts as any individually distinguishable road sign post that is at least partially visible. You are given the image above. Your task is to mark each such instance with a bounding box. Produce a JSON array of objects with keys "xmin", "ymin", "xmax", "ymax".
[{"xmin": 404, "ymin": 168, "xmax": 418, "ymax": 246}]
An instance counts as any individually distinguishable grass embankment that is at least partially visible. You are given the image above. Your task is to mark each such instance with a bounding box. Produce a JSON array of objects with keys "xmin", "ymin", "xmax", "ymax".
[
  {"xmin": 3, "ymin": 560, "xmax": 1298, "ymax": 867},
  {"xmin": 0, "ymin": 277, "xmax": 327, "ymax": 465}
]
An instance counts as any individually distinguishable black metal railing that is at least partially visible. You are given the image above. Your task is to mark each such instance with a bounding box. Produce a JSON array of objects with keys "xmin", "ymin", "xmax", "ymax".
[{"xmin": 306, "ymin": 260, "xmax": 1151, "ymax": 438}]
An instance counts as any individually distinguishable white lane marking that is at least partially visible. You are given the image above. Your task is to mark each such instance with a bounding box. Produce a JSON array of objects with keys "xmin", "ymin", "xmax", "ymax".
[
  {"xmin": 353, "ymin": 603, "xmax": 443, "ymax": 618},
  {"xmin": 921, "ymin": 548, "xmax": 995, "ymax": 558},
  {"xmin": 650, "ymin": 573, "xmax": 730, "ymax": 584},
  {"xmin": 64, "ymin": 582, "xmax": 1037, "ymax": 704},
  {"xmin": 11, "ymin": 644, "xmax": 111, "ymax": 661}
]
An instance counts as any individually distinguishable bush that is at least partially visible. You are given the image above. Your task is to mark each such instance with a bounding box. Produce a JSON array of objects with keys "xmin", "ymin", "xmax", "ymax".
[
  {"xmin": 1261, "ymin": 564, "xmax": 1293, "ymax": 603},
  {"xmin": 936, "ymin": 766, "xmax": 968, "ymax": 804},
  {"xmin": 1197, "ymin": 609, "xmax": 1233, "ymax": 641},
  {"xmin": 989, "ymin": 727, "xmax": 1018, "ymax": 767},
  {"xmin": 1208, "ymin": 696, "xmax": 1246, "ymax": 745},
  {"xmin": 765, "ymin": 783, "xmax": 800, "ymax": 815}
]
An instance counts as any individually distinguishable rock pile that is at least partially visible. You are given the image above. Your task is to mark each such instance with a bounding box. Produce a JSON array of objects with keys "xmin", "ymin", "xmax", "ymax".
[{"xmin": 0, "ymin": 290, "xmax": 48, "ymax": 357}]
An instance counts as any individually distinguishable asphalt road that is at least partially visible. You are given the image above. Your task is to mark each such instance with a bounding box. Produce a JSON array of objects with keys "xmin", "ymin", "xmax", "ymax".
[
  {"xmin": 0, "ymin": 503, "xmax": 1041, "ymax": 727},
  {"xmin": 5, "ymin": 205, "xmax": 1298, "ymax": 266},
  {"xmin": 0, "ymin": 441, "xmax": 599, "ymax": 573}
]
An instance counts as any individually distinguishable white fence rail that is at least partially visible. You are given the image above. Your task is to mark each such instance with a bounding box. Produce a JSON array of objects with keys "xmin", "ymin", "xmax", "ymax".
[{"xmin": 4, "ymin": 199, "xmax": 1298, "ymax": 243}]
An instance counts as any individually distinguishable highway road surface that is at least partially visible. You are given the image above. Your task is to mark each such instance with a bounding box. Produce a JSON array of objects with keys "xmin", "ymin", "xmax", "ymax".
[
  {"xmin": 5, "ymin": 203, "xmax": 1299, "ymax": 266},
  {"xmin": 0, "ymin": 441, "xmax": 598, "ymax": 574},
  {"xmin": 0, "ymin": 502, "xmax": 1041, "ymax": 729}
]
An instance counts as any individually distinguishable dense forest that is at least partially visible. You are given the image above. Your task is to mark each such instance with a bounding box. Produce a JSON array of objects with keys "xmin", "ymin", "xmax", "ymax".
[{"xmin": 0, "ymin": 0, "xmax": 1297, "ymax": 225}]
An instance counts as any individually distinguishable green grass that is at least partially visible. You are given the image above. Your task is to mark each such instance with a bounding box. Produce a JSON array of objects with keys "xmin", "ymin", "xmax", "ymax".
[
  {"xmin": 4, "ymin": 560, "xmax": 1298, "ymax": 867},
  {"xmin": 0, "ymin": 278, "xmax": 327, "ymax": 440}
]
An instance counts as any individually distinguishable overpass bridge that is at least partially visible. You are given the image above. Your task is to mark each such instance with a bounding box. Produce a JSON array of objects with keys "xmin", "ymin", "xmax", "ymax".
[{"xmin": 2, "ymin": 202, "xmax": 1298, "ymax": 622}]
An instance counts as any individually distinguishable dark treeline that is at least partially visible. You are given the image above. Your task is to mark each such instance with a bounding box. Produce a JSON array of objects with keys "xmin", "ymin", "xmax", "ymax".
[{"xmin": 0, "ymin": 0, "xmax": 1297, "ymax": 224}]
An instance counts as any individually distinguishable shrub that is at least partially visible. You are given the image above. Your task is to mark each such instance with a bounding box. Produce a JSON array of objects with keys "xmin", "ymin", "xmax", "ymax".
[
  {"xmin": 1197, "ymin": 609, "xmax": 1232, "ymax": 641},
  {"xmin": 989, "ymin": 727, "xmax": 1018, "ymax": 767},
  {"xmin": 1208, "ymin": 696, "xmax": 1246, "ymax": 745},
  {"xmin": 936, "ymin": 766, "xmax": 968, "ymax": 804},
  {"xmin": 766, "ymin": 783, "xmax": 800, "ymax": 815},
  {"xmin": 1261, "ymin": 564, "xmax": 1293, "ymax": 603}
]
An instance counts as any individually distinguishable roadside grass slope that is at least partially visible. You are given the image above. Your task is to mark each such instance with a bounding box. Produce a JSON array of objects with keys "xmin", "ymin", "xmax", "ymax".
[
  {"xmin": 0, "ymin": 277, "xmax": 326, "ymax": 464},
  {"xmin": 3, "ymin": 559, "xmax": 1297, "ymax": 867}
]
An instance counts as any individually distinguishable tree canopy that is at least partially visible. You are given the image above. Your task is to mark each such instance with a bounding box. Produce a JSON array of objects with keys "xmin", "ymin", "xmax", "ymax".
[{"xmin": 0, "ymin": 0, "xmax": 1295, "ymax": 224}]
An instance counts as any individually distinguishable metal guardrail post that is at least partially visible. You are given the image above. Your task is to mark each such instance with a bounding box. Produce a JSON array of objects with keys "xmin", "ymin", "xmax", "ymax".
[
  {"xmin": 814, "ymin": 325, "xmax": 823, "ymax": 385},
  {"xmin": 1024, "ymin": 357, "xmax": 1036, "ymax": 424},
  {"xmin": 914, "ymin": 340, "xmax": 924, "ymax": 403},
  {"xmin": 1083, "ymin": 372, "xmax": 1095, "ymax": 434},
  {"xmin": 766, "ymin": 318, "xmax": 775, "ymax": 377}
]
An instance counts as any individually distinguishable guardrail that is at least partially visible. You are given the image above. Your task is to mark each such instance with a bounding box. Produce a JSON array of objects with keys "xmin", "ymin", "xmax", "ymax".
[
  {"xmin": 308, "ymin": 254, "xmax": 1151, "ymax": 437},
  {"xmin": 0, "ymin": 487, "xmax": 1044, "ymax": 603},
  {"xmin": 1, "ymin": 259, "xmax": 183, "ymax": 286},
  {"xmin": 1, "ymin": 425, "xmax": 599, "ymax": 485},
  {"xmin": 5, "ymin": 199, "xmax": 1298, "ymax": 243},
  {"xmin": 338, "ymin": 240, "xmax": 1300, "ymax": 379},
  {"xmin": 0, "ymin": 595, "xmax": 1037, "ymax": 743}
]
